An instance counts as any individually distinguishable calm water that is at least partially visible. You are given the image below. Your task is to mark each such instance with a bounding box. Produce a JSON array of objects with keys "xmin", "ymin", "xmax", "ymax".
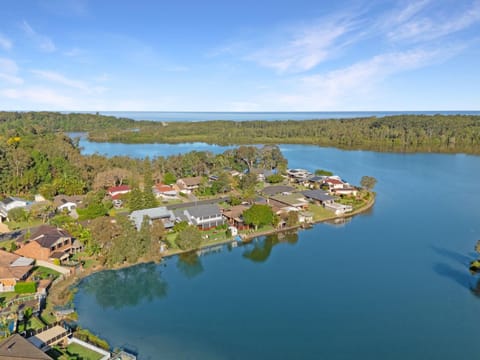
[
  {"xmin": 74, "ymin": 141, "xmax": 480, "ymax": 359},
  {"xmin": 67, "ymin": 110, "xmax": 480, "ymax": 122}
]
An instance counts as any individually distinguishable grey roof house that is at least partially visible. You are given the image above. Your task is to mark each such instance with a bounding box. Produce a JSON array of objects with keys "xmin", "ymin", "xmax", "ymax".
[
  {"xmin": 174, "ymin": 204, "xmax": 224, "ymax": 230},
  {"xmin": 130, "ymin": 207, "xmax": 175, "ymax": 230}
]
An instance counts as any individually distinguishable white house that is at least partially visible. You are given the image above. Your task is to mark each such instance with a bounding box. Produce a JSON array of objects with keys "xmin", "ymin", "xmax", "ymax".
[{"xmin": 0, "ymin": 197, "xmax": 28, "ymax": 222}]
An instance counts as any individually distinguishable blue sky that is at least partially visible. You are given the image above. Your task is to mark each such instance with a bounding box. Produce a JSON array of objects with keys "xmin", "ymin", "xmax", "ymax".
[{"xmin": 0, "ymin": 0, "xmax": 479, "ymax": 111}]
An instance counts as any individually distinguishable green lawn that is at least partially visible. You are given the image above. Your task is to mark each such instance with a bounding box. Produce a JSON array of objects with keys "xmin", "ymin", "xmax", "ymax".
[
  {"xmin": 32, "ymin": 266, "xmax": 61, "ymax": 280},
  {"xmin": 47, "ymin": 343, "xmax": 105, "ymax": 360},
  {"xmin": 309, "ymin": 204, "xmax": 336, "ymax": 221},
  {"xmin": 17, "ymin": 316, "xmax": 45, "ymax": 332}
]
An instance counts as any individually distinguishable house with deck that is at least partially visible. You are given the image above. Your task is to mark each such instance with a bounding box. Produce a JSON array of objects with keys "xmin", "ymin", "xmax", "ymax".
[
  {"xmin": 153, "ymin": 183, "xmax": 178, "ymax": 199},
  {"xmin": 15, "ymin": 225, "xmax": 81, "ymax": 263},
  {"xmin": 174, "ymin": 204, "xmax": 224, "ymax": 230},
  {"xmin": 222, "ymin": 205, "xmax": 250, "ymax": 230},
  {"xmin": 130, "ymin": 206, "xmax": 175, "ymax": 230},
  {"xmin": 301, "ymin": 190, "xmax": 336, "ymax": 206}
]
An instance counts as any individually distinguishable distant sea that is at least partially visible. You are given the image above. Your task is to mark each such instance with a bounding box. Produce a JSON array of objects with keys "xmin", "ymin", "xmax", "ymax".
[{"xmin": 66, "ymin": 110, "xmax": 480, "ymax": 122}]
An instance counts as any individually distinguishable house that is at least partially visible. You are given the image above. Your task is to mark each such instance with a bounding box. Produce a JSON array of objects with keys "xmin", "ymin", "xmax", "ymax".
[
  {"xmin": 269, "ymin": 193, "xmax": 309, "ymax": 210},
  {"xmin": 15, "ymin": 225, "xmax": 78, "ymax": 262},
  {"xmin": 331, "ymin": 187, "xmax": 359, "ymax": 196},
  {"xmin": 301, "ymin": 190, "xmax": 336, "ymax": 206},
  {"xmin": 0, "ymin": 196, "xmax": 28, "ymax": 222},
  {"xmin": 0, "ymin": 334, "xmax": 53, "ymax": 360},
  {"xmin": 324, "ymin": 202, "xmax": 353, "ymax": 214},
  {"xmin": 176, "ymin": 176, "xmax": 203, "ymax": 193},
  {"xmin": 174, "ymin": 204, "xmax": 224, "ymax": 230},
  {"xmin": 153, "ymin": 183, "xmax": 178, "ymax": 199},
  {"xmin": 130, "ymin": 206, "xmax": 175, "ymax": 230},
  {"xmin": 53, "ymin": 195, "xmax": 84, "ymax": 212},
  {"xmin": 286, "ymin": 169, "xmax": 312, "ymax": 180},
  {"xmin": 322, "ymin": 177, "xmax": 346, "ymax": 190},
  {"xmin": 108, "ymin": 185, "xmax": 131, "ymax": 198},
  {"xmin": 307, "ymin": 175, "xmax": 327, "ymax": 188},
  {"xmin": 262, "ymin": 185, "xmax": 295, "ymax": 197},
  {"xmin": 0, "ymin": 250, "xmax": 34, "ymax": 292},
  {"xmin": 250, "ymin": 168, "xmax": 275, "ymax": 182},
  {"xmin": 222, "ymin": 204, "xmax": 250, "ymax": 230}
]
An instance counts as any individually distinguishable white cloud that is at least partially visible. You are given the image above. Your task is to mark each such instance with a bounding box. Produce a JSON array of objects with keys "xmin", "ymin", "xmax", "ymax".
[
  {"xmin": 0, "ymin": 58, "xmax": 23, "ymax": 85},
  {"xmin": 31, "ymin": 69, "xmax": 87, "ymax": 90},
  {"xmin": 387, "ymin": 1, "xmax": 480, "ymax": 42},
  {"xmin": 21, "ymin": 20, "xmax": 56, "ymax": 52},
  {"xmin": 0, "ymin": 87, "xmax": 74, "ymax": 108},
  {"xmin": 246, "ymin": 15, "xmax": 359, "ymax": 73},
  {"xmin": 0, "ymin": 33, "xmax": 12, "ymax": 50}
]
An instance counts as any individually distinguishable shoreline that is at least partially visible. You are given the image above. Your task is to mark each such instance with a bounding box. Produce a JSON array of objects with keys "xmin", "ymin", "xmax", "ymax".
[
  {"xmin": 45, "ymin": 193, "xmax": 376, "ymax": 350},
  {"xmin": 49, "ymin": 193, "xmax": 376, "ymax": 303}
]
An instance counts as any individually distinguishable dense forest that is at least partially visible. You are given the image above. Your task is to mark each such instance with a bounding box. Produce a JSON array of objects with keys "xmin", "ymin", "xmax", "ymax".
[{"xmin": 1, "ymin": 111, "xmax": 479, "ymax": 154}]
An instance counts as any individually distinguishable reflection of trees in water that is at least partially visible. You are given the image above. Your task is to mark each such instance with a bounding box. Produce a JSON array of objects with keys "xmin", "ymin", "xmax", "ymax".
[
  {"xmin": 242, "ymin": 232, "xmax": 298, "ymax": 263},
  {"xmin": 82, "ymin": 262, "xmax": 168, "ymax": 309},
  {"xmin": 176, "ymin": 252, "xmax": 204, "ymax": 279}
]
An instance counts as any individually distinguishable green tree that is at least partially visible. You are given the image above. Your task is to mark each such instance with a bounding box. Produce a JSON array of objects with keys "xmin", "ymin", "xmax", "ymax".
[
  {"xmin": 176, "ymin": 226, "xmax": 202, "ymax": 250},
  {"xmin": 163, "ymin": 172, "xmax": 176, "ymax": 185},
  {"xmin": 266, "ymin": 173, "xmax": 284, "ymax": 184},
  {"xmin": 360, "ymin": 176, "xmax": 377, "ymax": 190},
  {"xmin": 315, "ymin": 169, "xmax": 334, "ymax": 176},
  {"xmin": 286, "ymin": 211, "xmax": 299, "ymax": 227},
  {"xmin": 7, "ymin": 207, "xmax": 28, "ymax": 222},
  {"xmin": 242, "ymin": 204, "xmax": 274, "ymax": 230}
]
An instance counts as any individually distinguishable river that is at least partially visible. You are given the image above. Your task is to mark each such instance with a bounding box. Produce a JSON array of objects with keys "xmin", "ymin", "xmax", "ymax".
[{"xmin": 74, "ymin": 140, "xmax": 480, "ymax": 359}]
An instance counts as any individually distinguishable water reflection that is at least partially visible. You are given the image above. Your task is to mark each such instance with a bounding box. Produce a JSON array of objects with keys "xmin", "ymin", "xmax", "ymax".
[
  {"xmin": 82, "ymin": 262, "xmax": 168, "ymax": 309},
  {"xmin": 242, "ymin": 232, "xmax": 298, "ymax": 263},
  {"xmin": 176, "ymin": 252, "xmax": 204, "ymax": 279}
]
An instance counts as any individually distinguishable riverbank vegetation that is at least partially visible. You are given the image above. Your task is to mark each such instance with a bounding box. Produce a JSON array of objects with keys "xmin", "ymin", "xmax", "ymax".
[{"xmin": 1, "ymin": 111, "xmax": 480, "ymax": 154}]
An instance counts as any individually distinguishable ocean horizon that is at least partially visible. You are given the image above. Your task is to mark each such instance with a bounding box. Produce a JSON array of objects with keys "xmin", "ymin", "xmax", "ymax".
[{"xmin": 62, "ymin": 110, "xmax": 480, "ymax": 122}]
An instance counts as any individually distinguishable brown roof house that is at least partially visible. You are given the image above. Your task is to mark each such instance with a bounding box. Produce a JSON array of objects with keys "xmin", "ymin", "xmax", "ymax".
[
  {"xmin": 15, "ymin": 225, "xmax": 81, "ymax": 263},
  {"xmin": 0, "ymin": 250, "xmax": 34, "ymax": 292},
  {"xmin": 0, "ymin": 333, "xmax": 53, "ymax": 360},
  {"xmin": 176, "ymin": 176, "xmax": 203, "ymax": 194}
]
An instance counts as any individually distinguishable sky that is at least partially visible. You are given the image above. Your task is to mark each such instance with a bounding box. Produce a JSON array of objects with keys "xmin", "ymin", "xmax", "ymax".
[{"xmin": 0, "ymin": 0, "xmax": 479, "ymax": 111}]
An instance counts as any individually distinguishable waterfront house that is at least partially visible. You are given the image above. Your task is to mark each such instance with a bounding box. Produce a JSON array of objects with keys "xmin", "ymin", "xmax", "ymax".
[
  {"xmin": 0, "ymin": 334, "xmax": 54, "ymax": 360},
  {"xmin": 269, "ymin": 193, "xmax": 309, "ymax": 210},
  {"xmin": 324, "ymin": 202, "xmax": 353, "ymax": 214},
  {"xmin": 15, "ymin": 225, "xmax": 77, "ymax": 263},
  {"xmin": 130, "ymin": 206, "xmax": 175, "ymax": 230},
  {"xmin": 322, "ymin": 177, "xmax": 346, "ymax": 190},
  {"xmin": 174, "ymin": 204, "xmax": 224, "ymax": 230},
  {"xmin": 0, "ymin": 196, "xmax": 28, "ymax": 222},
  {"xmin": 331, "ymin": 187, "xmax": 359, "ymax": 196},
  {"xmin": 301, "ymin": 190, "xmax": 336, "ymax": 206},
  {"xmin": 307, "ymin": 175, "xmax": 326, "ymax": 188},
  {"xmin": 0, "ymin": 250, "xmax": 34, "ymax": 292},
  {"xmin": 177, "ymin": 176, "xmax": 202, "ymax": 193},
  {"xmin": 222, "ymin": 204, "xmax": 250, "ymax": 230},
  {"xmin": 250, "ymin": 168, "xmax": 275, "ymax": 182}
]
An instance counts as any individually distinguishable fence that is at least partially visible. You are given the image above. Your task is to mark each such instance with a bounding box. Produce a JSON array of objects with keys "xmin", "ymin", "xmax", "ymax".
[{"xmin": 69, "ymin": 337, "xmax": 111, "ymax": 360}]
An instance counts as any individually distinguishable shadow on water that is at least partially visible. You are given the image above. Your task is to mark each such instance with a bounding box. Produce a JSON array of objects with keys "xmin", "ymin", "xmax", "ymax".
[
  {"xmin": 433, "ymin": 263, "xmax": 474, "ymax": 291},
  {"xmin": 81, "ymin": 262, "xmax": 168, "ymax": 309},
  {"xmin": 242, "ymin": 232, "xmax": 298, "ymax": 263},
  {"xmin": 430, "ymin": 245, "xmax": 474, "ymax": 266},
  {"xmin": 176, "ymin": 252, "xmax": 204, "ymax": 279}
]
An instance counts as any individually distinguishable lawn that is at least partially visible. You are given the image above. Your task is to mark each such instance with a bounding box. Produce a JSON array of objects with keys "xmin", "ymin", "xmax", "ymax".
[
  {"xmin": 309, "ymin": 204, "xmax": 336, "ymax": 221},
  {"xmin": 31, "ymin": 266, "xmax": 61, "ymax": 280},
  {"xmin": 47, "ymin": 343, "xmax": 105, "ymax": 360},
  {"xmin": 17, "ymin": 316, "xmax": 45, "ymax": 332}
]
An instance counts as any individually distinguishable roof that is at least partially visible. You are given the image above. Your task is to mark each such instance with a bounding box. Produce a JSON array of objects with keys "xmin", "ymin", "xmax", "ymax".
[
  {"xmin": 154, "ymin": 184, "xmax": 176, "ymax": 193},
  {"xmin": 302, "ymin": 190, "xmax": 335, "ymax": 202},
  {"xmin": 0, "ymin": 333, "xmax": 53, "ymax": 359},
  {"xmin": 308, "ymin": 176, "xmax": 326, "ymax": 182},
  {"xmin": 270, "ymin": 194, "xmax": 308, "ymax": 207},
  {"xmin": 0, "ymin": 249, "xmax": 20, "ymax": 267},
  {"xmin": 223, "ymin": 205, "xmax": 249, "ymax": 221},
  {"xmin": 262, "ymin": 185, "xmax": 295, "ymax": 196},
  {"xmin": 178, "ymin": 177, "xmax": 202, "ymax": 187},
  {"xmin": 324, "ymin": 177, "xmax": 344, "ymax": 185},
  {"xmin": 0, "ymin": 265, "xmax": 32, "ymax": 280},
  {"xmin": 19, "ymin": 225, "xmax": 71, "ymax": 248},
  {"xmin": 185, "ymin": 204, "xmax": 221, "ymax": 218},
  {"xmin": 108, "ymin": 185, "xmax": 131, "ymax": 193},
  {"xmin": 1, "ymin": 197, "xmax": 27, "ymax": 206},
  {"xmin": 53, "ymin": 195, "xmax": 84, "ymax": 208},
  {"xmin": 130, "ymin": 207, "xmax": 174, "ymax": 229}
]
